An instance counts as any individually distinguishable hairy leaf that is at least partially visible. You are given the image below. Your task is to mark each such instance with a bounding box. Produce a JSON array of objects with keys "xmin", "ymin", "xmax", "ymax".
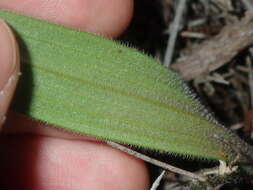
[{"xmin": 0, "ymin": 10, "xmax": 243, "ymax": 161}]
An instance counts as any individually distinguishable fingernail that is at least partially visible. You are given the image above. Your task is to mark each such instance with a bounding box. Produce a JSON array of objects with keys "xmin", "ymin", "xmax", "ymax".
[{"xmin": 0, "ymin": 19, "xmax": 18, "ymax": 90}]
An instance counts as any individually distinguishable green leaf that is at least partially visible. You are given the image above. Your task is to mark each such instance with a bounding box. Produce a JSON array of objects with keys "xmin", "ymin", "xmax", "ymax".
[{"xmin": 0, "ymin": 10, "xmax": 243, "ymax": 161}]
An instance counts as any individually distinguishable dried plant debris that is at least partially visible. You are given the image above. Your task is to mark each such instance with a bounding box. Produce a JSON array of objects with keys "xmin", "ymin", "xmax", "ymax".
[
  {"xmin": 171, "ymin": 12, "xmax": 253, "ymax": 81},
  {"xmin": 162, "ymin": 1, "xmax": 253, "ymax": 135}
]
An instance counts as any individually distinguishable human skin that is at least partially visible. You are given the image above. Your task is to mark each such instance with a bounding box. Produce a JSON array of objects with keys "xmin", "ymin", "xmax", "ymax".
[{"xmin": 0, "ymin": 0, "xmax": 149, "ymax": 189}]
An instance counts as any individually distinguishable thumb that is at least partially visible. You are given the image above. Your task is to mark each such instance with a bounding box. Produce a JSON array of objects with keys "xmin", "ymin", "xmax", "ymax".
[{"xmin": 0, "ymin": 19, "xmax": 19, "ymax": 130}]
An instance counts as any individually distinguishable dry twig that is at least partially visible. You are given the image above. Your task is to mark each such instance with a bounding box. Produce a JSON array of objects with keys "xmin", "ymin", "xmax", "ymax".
[
  {"xmin": 172, "ymin": 12, "xmax": 253, "ymax": 80},
  {"xmin": 150, "ymin": 170, "xmax": 166, "ymax": 190},
  {"xmin": 164, "ymin": 0, "xmax": 187, "ymax": 67}
]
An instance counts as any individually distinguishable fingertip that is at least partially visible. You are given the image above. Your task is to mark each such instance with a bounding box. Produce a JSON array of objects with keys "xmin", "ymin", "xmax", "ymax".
[
  {"xmin": 0, "ymin": 136, "xmax": 149, "ymax": 189},
  {"xmin": 101, "ymin": 145, "xmax": 150, "ymax": 190},
  {"xmin": 0, "ymin": 19, "xmax": 19, "ymax": 88},
  {"xmin": 79, "ymin": 0, "xmax": 134, "ymax": 37},
  {"xmin": 56, "ymin": 0, "xmax": 134, "ymax": 37},
  {"xmin": 0, "ymin": 19, "xmax": 20, "ymax": 129},
  {"xmin": 0, "ymin": 0, "xmax": 134, "ymax": 37}
]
